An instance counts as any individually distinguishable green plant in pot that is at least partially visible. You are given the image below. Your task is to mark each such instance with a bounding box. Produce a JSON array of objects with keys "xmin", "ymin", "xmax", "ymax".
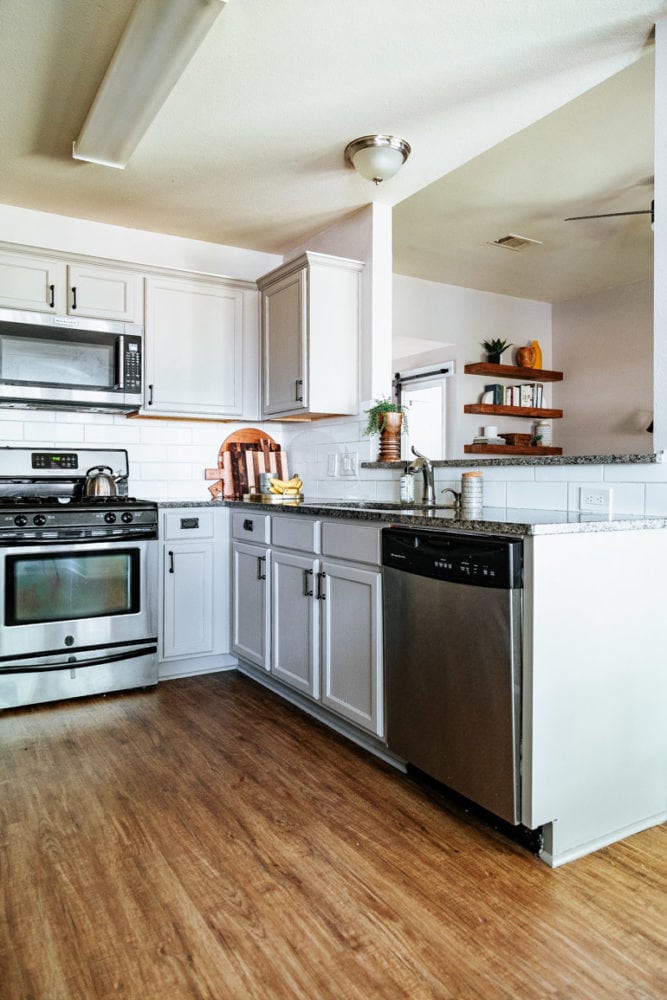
[
  {"xmin": 482, "ymin": 338, "xmax": 512, "ymax": 364},
  {"xmin": 364, "ymin": 397, "xmax": 408, "ymax": 462},
  {"xmin": 363, "ymin": 397, "xmax": 408, "ymax": 436}
]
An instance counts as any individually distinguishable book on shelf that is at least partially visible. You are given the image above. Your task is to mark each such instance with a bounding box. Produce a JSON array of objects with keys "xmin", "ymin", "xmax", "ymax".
[{"xmin": 481, "ymin": 382, "xmax": 545, "ymax": 407}]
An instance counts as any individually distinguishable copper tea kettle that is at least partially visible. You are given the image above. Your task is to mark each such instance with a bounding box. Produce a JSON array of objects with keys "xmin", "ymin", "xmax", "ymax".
[{"xmin": 84, "ymin": 465, "xmax": 120, "ymax": 497}]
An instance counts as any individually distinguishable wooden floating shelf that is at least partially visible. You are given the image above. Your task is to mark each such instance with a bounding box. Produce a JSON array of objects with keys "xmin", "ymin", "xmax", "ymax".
[
  {"xmin": 464, "ymin": 362, "xmax": 563, "ymax": 382},
  {"xmin": 464, "ymin": 403, "xmax": 563, "ymax": 418},
  {"xmin": 464, "ymin": 444, "xmax": 563, "ymax": 456}
]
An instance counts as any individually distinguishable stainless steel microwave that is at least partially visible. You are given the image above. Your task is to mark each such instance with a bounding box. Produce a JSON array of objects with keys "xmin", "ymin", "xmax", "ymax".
[{"xmin": 0, "ymin": 308, "xmax": 143, "ymax": 412}]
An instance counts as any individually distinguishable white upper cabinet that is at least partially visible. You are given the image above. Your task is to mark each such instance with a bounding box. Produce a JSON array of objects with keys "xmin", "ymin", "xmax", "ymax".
[
  {"xmin": 258, "ymin": 252, "xmax": 363, "ymax": 418},
  {"xmin": 67, "ymin": 263, "xmax": 142, "ymax": 323},
  {"xmin": 0, "ymin": 247, "xmax": 143, "ymax": 322},
  {"xmin": 144, "ymin": 273, "xmax": 258, "ymax": 419}
]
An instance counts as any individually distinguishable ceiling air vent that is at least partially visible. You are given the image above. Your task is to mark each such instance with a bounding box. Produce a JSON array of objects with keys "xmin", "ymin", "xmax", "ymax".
[{"xmin": 489, "ymin": 233, "xmax": 543, "ymax": 252}]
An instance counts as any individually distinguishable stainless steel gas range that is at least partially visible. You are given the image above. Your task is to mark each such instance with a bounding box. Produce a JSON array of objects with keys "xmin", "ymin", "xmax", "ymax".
[{"xmin": 0, "ymin": 447, "xmax": 158, "ymax": 711}]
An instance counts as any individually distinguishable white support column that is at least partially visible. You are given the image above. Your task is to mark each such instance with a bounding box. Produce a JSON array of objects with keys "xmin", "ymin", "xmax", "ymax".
[{"xmin": 653, "ymin": 18, "xmax": 667, "ymax": 452}]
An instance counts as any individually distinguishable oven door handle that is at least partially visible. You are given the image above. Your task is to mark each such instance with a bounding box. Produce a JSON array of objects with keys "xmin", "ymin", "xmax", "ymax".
[{"xmin": 0, "ymin": 644, "xmax": 157, "ymax": 674}]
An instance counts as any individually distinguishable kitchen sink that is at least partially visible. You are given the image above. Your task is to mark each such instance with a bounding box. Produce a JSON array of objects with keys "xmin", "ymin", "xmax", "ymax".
[{"xmin": 313, "ymin": 500, "xmax": 456, "ymax": 514}]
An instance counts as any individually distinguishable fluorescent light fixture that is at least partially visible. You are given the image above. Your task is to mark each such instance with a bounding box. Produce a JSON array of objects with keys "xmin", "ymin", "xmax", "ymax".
[{"xmin": 73, "ymin": 0, "xmax": 226, "ymax": 169}]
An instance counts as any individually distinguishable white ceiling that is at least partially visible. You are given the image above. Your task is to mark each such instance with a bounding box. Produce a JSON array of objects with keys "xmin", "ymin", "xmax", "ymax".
[{"xmin": 0, "ymin": 0, "xmax": 664, "ymax": 300}]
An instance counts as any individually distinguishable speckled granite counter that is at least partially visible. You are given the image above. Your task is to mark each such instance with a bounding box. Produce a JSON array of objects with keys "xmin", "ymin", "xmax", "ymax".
[
  {"xmin": 156, "ymin": 499, "xmax": 667, "ymax": 536},
  {"xmin": 362, "ymin": 451, "xmax": 664, "ymax": 469}
]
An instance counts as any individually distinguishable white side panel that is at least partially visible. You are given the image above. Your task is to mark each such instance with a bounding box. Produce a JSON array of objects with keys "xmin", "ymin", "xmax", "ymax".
[{"xmin": 524, "ymin": 529, "xmax": 667, "ymax": 862}]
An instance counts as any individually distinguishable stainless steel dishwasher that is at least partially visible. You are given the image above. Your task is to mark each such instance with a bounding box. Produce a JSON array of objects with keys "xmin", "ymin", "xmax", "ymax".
[{"xmin": 382, "ymin": 526, "xmax": 523, "ymax": 825}]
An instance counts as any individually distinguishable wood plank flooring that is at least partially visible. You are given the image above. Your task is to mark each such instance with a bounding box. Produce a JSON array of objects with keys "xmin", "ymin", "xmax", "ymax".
[{"xmin": 1, "ymin": 672, "xmax": 665, "ymax": 1000}]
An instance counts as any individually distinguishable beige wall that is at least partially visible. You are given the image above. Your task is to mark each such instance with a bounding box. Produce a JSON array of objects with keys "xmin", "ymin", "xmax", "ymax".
[{"xmin": 553, "ymin": 278, "xmax": 653, "ymax": 456}]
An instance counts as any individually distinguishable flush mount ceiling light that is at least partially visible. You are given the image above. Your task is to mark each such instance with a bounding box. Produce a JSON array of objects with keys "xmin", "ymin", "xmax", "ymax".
[
  {"xmin": 73, "ymin": 0, "xmax": 226, "ymax": 169},
  {"xmin": 344, "ymin": 135, "xmax": 411, "ymax": 184}
]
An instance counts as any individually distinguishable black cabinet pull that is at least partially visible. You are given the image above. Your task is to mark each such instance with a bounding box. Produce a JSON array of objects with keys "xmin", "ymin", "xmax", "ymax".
[
  {"xmin": 243, "ymin": 519, "xmax": 254, "ymax": 531},
  {"xmin": 257, "ymin": 555, "xmax": 266, "ymax": 581},
  {"xmin": 295, "ymin": 378, "xmax": 303, "ymax": 402},
  {"xmin": 147, "ymin": 384, "xmax": 154, "ymax": 406},
  {"xmin": 71, "ymin": 286, "xmax": 77, "ymax": 310},
  {"xmin": 316, "ymin": 570, "xmax": 326, "ymax": 600},
  {"xmin": 168, "ymin": 550, "xmax": 175, "ymax": 574},
  {"xmin": 303, "ymin": 568, "xmax": 313, "ymax": 597},
  {"xmin": 180, "ymin": 517, "xmax": 199, "ymax": 529},
  {"xmin": 48, "ymin": 284, "xmax": 55, "ymax": 308}
]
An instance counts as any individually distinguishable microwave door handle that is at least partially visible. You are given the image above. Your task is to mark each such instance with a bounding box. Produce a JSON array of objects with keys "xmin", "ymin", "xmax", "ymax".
[{"xmin": 116, "ymin": 335, "xmax": 125, "ymax": 390}]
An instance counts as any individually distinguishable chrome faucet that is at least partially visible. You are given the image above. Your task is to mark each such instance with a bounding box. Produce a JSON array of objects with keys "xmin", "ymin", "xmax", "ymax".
[{"xmin": 410, "ymin": 446, "xmax": 435, "ymax": 505}]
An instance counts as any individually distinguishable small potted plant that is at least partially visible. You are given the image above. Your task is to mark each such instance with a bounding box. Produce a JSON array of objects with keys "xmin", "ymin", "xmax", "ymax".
[
  {"xmin": 481, "ymin": 338, "xmax": 512, "ymax": 364},
  {"xmin": 363, "ymin": 397, "xmax": 408, "ymax": 462}
]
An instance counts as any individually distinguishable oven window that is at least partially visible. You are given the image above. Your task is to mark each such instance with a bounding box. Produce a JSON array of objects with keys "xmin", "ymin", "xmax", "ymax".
[{"xmin": 5, "ymin": 549, "xmax": 140, "ymax": 625}]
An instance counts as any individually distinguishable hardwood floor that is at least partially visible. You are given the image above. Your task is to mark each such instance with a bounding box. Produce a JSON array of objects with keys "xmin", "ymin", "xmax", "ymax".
[{"xmin": 1, "ymin": 672, "xmax": 665, "ymax": 1000}]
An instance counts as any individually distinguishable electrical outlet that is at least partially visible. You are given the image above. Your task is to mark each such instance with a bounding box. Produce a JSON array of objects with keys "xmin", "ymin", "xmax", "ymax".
[
  {"xmin": 340, "ymin": 451, "xmax": 358, "ymax": 477},
  {"xmin": 327, "ymin": 454, "xmax": 338, "ymax": 477},
  {"xmin": 579, "ymin": 486, "xmax": 613, "ymax": 513}
]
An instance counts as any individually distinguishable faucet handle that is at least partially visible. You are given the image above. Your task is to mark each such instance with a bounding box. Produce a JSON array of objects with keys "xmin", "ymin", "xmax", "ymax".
[{"xmin": 440, "ymin": 488, "xmax": 461, "ymax": 509}]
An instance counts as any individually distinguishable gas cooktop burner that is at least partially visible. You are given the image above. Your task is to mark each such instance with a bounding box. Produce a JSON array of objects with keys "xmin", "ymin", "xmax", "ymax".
[{"xmin": 0, "ymin": 495, "xmax": 143, "ymax": 507}]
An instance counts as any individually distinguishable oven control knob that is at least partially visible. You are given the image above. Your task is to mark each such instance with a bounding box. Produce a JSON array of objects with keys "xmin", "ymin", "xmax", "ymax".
[
  {"xmin": 15, "ymin": 514, "xmax": 28, "ymax": 526},
  {"xmin": 121, "ymin": 511, "xmax": 133, "ymax": 523},
  {"xmin": 33, "ymin": 514, "xmax": 47, "ymax": 526},
  {"xmin": 104, "ymin": 512, "xmax": 117, "ymax": 524}
]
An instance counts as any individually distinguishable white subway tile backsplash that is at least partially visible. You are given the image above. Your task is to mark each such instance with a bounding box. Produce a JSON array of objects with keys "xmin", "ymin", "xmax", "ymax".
[
  {"xmin": 481, "ymin": 465, "xmax": 536, "ymax": 482},
  {"xmin": 24, "ymin": 421, "xmax": 86, "ymax": 442},
  {"xmin": 644, "ymin": 484, "xmax": 667, "ymax": 514},
  {"xmin": 535, "ymin": 464, "xmax": 604, "ymax": 482},
  {"xmin": 84, "ymin": 422, "xmax": 142, "ymax": 444},
  {"xmin": 604, "ymin": 463, "xmax": 667, "ymax": 482},
  {"xmin": 506, "ymin": 482, "xmax": 568, "ymax": 509}
]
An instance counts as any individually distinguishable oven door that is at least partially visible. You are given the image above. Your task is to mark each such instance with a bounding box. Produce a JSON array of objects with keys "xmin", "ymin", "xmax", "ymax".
[{"xmin": 0, "ymin": 538, "xmax": 157, "ymax": 662}]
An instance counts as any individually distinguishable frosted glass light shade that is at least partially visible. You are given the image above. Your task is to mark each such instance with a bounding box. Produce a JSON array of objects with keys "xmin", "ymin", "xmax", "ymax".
[
  {"xmin": 73, "ymin": 0, "xmax": 225, "ymax": 169},
  {"xmin": 344, "ymin": 135, "xmax": 411, "ymax": 184}
]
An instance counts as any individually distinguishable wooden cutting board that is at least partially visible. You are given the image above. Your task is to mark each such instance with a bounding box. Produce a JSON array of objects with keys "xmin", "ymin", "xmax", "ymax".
[{"xmin": 205, "ymin": 429, "xmax": 288, "ymax": 499}]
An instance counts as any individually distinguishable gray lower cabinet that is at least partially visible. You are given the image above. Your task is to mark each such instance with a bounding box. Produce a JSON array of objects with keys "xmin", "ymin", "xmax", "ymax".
[
  {"xmin": 268, "ymin": 516, "xmax": 384, "ymax": 739},
  {"xmin": 271, "ymin": 548, "xmax": 320, "ymax": 698},
  {"xmin": 319, "ymin": 558, "xmax": 383, "ymax": 737},
  {"xmin": 231, "ymin": 511, "xmax": 271, "ymax": 669}
]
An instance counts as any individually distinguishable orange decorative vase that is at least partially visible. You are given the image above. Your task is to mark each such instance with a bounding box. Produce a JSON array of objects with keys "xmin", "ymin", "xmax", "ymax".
[
  {"xmin": 530, "ymin": 339, "xmax": 543, "ymax": 369},
  {"xmin": 516, "ymin": 345, "xmax": 536, "ymax": 369},
  {"xmin": 377, "ymin": 410, "xmax": 403, "ymax": 461}
]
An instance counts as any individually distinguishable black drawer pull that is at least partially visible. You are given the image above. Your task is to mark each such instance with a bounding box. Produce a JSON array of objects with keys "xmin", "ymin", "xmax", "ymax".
[
  {"xmin": 243, "ymin": 519, "xmax": 254, "ymax": 531},
  {"xmin": 180, "ymin": 517, "xmax": 199, "ymax": 529}
]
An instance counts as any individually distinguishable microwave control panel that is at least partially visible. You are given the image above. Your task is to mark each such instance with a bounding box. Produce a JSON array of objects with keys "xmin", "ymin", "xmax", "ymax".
[{"xmin": 124, "ymin": 337, "xmax": 142, "ymax": 392}]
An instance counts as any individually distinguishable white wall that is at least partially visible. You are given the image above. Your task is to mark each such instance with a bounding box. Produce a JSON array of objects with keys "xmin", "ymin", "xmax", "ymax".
[
  {"xmin": 553, "ymin": 278, "xmax": 653, "ymax": 456},
  {"xmin": 393, "ymin": 274, "xmax": 552, "ymax": 456},
  {"xmin": 0, "ymin": 204, "xmax": 280, "ymax": 280}
]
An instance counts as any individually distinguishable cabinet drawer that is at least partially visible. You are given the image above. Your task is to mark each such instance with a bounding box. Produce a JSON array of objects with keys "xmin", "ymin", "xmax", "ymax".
[
  {"xmin": 272, "ymin": 515, "xmax": 320, "ymax": 553},
  {"xmin": 321, "ymin": 520, "xmax": 381, "ymax": 566},
  {"xmin": 232, "ymin": 510, "xmax": 271, "ymax": 544},
  {"xmin": 162, "ymin": 510, "xmax": 214, "ymax": 540}
]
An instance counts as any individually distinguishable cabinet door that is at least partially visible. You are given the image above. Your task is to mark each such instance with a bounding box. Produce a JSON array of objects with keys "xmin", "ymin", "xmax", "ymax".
[
  {"xmin": 67, "ymin": 263, "xmax": 142, "ymax": 322},
  {"xmin": 0, "ymin": 250, "xmax": 64, "ymax": 312},
  {"xmin": 261, "ymin": 268, "xmax": 307, "ymax": 415},
  {"xmin": 145, "ymin": 275, "xmax": 244, "ymax": 417},
  {"xmin": 320, "ymin": 560, "xmax": 384, "ymax": 737},
  {"xmin": 232, "ymin": 542, "xmax": 270, "ymax": 670},
  {"xmin": 162, "ymin": 543, "xmax": 214, "ymax": 659},
  {"xmin": 271, "ymin": 550, "xmax": 319, "ymax": 698}
]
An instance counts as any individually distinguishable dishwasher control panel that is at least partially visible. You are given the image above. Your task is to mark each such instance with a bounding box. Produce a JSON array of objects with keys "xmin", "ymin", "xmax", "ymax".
[{"xmin": 382, "ymin": 527, "xmax": 522, "ymax": 589}]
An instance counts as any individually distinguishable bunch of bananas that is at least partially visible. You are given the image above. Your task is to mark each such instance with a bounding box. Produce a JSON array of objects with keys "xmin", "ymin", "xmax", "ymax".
[{"xmin": 268, "ymin": 474, "xmax": 303, "ymax": 496}]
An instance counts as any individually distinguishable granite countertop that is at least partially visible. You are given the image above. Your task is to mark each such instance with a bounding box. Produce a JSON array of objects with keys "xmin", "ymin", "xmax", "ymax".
[
  {"xmin": 362, "ymin": 451, "xmax": 665, "ymax": 469},
  {"xmin": 156, "ymin": 498, "xmax": 667, "ymax": 536}
]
